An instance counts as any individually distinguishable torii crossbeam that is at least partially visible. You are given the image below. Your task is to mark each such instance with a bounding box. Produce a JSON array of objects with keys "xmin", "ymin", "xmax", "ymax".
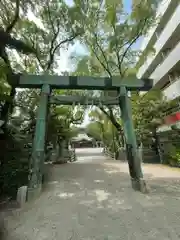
[{"xmin": 14, "ymin": 74, "xmax": 152, "ymax": 91}]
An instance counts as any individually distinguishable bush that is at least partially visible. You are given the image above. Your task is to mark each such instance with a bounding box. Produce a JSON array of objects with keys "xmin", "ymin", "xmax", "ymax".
[
  {"xmin": 0, "ymin": 133, "xmax": 30, "ymax": 199},
  {"xmin": 169, "ymin": 146, "xmax": 180, "ymax": 167}
]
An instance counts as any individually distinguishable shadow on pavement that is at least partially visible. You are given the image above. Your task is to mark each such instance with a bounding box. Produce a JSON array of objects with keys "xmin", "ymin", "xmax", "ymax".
[{"xmin": 47, "ymin": 161, "xmax": 180, "ymax": 198}]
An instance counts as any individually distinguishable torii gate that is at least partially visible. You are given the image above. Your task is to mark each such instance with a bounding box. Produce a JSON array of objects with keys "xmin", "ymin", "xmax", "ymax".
[{"xmin": 12, "ymin": 74, "xmax": 152, "ymax": 197}]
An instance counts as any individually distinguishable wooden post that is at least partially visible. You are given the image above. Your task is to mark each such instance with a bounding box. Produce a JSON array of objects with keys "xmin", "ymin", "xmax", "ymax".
[
  {"xmin": 28, "ymin": 84, "xmax": 51, "ymax": 196},
  {"xmin": 119, "ymin": 87, "xmax": 148, "ymax": 193}
]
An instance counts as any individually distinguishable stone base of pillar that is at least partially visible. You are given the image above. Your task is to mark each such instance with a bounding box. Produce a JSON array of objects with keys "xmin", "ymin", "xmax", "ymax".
[
  {"xmin": 53, "ymin": 157, "xmax": 68, "ymax": 164},
  {"xmin": 16, "ymin": 186, "xmax": 28, "ymax": 207},
  {"xmin": 27, "ymin": 185, "xmax": 42, "ymax": 202},
  {"xmin": 131, "ymin": 178, "xmax": 149, "ymax": 193}
]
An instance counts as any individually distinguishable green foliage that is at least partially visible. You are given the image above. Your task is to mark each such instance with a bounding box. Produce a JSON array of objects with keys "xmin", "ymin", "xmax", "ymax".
[
  {"xmin": 0, "ymin": 0, "xmax": 86, "ymax": 198},
  {"xmin": 69, "ymin": 0, "xmax": 159, "ymax": 156},
  {"xmin": 86, "ymin": 122, "xmax": 102, "ymax": 141},
  {"xmin": 0, "ymin": 126, "xmax": 30, "ymax": 198},
  {"xmin": 131, "ymin": 90, "xmax": 176, "ymax": 141},
  {"xmin": 87, "ymin": 107, "xmax": 121, "ymax": 154},
  {"xmin": 71, "ymin": 0, "xmax": 158, "ymax": 77},
  {"xmin": 169, "ymin": 146, "xmax": 180, "ymax": 167}
]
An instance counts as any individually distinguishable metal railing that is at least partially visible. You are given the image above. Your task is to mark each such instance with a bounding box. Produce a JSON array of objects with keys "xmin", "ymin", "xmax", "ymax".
[{"xmin": 103, "ymin": 147, "xmax": 116, "ymax": 159}]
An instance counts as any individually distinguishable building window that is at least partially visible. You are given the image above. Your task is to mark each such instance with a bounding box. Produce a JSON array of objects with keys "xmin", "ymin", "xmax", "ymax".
[
  {"xmin": 168, "ymin": 72, "xmax": 180, "ymax": 83},
  {"xmin": 161, "ymin": 48, "xmax": 172, "ymax": 58}
]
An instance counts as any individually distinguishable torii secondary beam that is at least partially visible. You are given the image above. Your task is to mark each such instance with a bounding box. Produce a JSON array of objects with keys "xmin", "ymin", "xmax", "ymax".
[
  {"xmin": 14, "ymin": 74, "xmax": 153, "ymax": 91},
  {"xmin": 50, "ymin": 95, "xmax": 119, "ymax": 105}
]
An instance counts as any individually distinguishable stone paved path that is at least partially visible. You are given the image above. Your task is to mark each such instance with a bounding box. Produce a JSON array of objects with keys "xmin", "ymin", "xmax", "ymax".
[{"xmin": 2, "ymin": 148, "xmax": 180, "ymax": 240}]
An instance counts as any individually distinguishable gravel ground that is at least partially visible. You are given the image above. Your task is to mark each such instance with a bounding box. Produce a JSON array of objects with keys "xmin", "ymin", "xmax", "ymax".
[{"xmin": 1, "ymin": 148, "xmax": 180, "ymax": 240}]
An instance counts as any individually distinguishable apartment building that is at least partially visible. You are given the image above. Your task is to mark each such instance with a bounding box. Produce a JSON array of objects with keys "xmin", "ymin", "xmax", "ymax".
[{"xmin": 136, "ymin": 0, "xmax": 180, "ymax": 132}]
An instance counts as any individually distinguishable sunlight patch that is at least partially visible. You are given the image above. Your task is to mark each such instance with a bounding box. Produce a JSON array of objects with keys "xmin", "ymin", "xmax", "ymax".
[
  {"xmin": 79, "ymin": 200, "xmax": 95, "ymax": 206},
  {"xmin": 107, "ymin": 198, "xmax": 133, "ymax": 211},
  {"xmin": 48, "ymin": 181, "xmax": 59, "ymax": 185},
  {"xmin": 94, "ymin": 180, "xmax": 104, "ymax": 183},
  {"xmin": 57, "ymin": 192, "xmax": 75, "ymax": 198},
  {"xmin": 104, "ymin": 169, "xmax": 120, "ymax": 174},
  {"xmin": 137, "ymin": 196, "xmax": 165, "ymax": 207},
  {"xmin": 108, "ymin": 199, "xmax": 125, "ymax": 206},
  {"xmin": 72, "ymin": 181, "xmax": 81, "ymax": 186},
  {"xmin": 94, "ymin": 189, "xmax": 110, "ymax": 202},
  {"xmin": 119, "ymin": 205, "xmax": 133, "ymax": 210},
  {"xmin": 139, "ymin": 201, "xmax": 164, "ymax": 207}
]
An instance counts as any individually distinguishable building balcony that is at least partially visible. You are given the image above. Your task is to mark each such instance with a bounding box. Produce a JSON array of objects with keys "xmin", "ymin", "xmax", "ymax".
[
  {"xmin": 150, "ymin": 41, "xmax": 180, "ymax": 88},
  {"xmin": 163, "ymin": 79, "xmax": 180, "ymax": 101},
  {"xmin": 137, "ymin": 4, "xmax": 180, "ymax": 79},
  {"xmin": 140, "ymin": 0, "xmax": 173, "ymax": 52}
]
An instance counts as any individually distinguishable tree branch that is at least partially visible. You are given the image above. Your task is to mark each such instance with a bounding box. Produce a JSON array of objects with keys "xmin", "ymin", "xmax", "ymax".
[
  {"xmin": 99, "ymin": 106, "xmax": 122, "ymax": 132},
  {"xmin": 0, "ymin": 48, "xmax": 12, "ymax": 73},
  {"xmin": 70, "ymin": 115, "xmax": 83, "ymax": 124},
  {"xmin": 118, "ymin": 18, "xmax": 148, "ymax": 76},
  {"xmin": 46, "ymin": 0, "xmax": 56, "ymax": 35},
  {"xmin": 111, "ymin": 23, "xmax": 124, "ymax": 76},
  {"xmin": 46, "ymin": 32, "xmax": 80, "ymax": 71},
  {"xmin": 34, "ymin": 1, "xmax": 82, "ymax": 71},
  {"xmin": 34, "ymin": 21, "xmax": 60, "ymax": 71},
  {"xmin": 92, "ymin": 32, "xmax": 112, "ymax": 77},
  {"xmin": 0, "ymin": 29, "xmax": 36, "ymax": 55},
  {"xmin": 6, "ymin": 0, "xmax": 20, "ymax": 33},
  {"xmin": 90, "ymin": 46, "xmax": 111, "ymax": 77}
]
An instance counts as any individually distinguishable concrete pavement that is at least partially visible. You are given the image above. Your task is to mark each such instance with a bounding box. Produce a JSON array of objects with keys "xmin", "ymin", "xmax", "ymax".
[{"xmin": 1, "ymin": 148, "xmax": 180, "ymax": 240}]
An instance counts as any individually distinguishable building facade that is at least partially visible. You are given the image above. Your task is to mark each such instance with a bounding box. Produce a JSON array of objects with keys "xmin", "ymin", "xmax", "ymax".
[
  {"xmin": 136, "ymin": 0, "xmax": 180, "ymax": 166},
  {"xmin": 137, "ymin": 0, "xmax": 180, "ymax": 131},
  {"xmin": 71, "ymin": 133, "xmax": 96, "ymax": 148}
]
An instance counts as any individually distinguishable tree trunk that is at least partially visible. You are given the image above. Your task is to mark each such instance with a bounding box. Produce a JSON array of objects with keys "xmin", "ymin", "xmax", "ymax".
[
  {"xmin": 152, "ymin": 129, "xmax": 159, "ymax": 155},
  {"xmin": 58, "ymin": 140, "xmax": 63, "ymax": 157},
  {"xmin": 1, "ymin": 87, "xmax": 16, "ymax": 128},
  {"xmin": 53, "ymin": 139, "xmax": 68, "ymax": 164}
]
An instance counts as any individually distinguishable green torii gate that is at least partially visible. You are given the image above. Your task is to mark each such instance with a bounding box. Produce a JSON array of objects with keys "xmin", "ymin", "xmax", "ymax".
[{"xmin": 12, "ymin": 74, "xmax": 152, "ymax": 196}]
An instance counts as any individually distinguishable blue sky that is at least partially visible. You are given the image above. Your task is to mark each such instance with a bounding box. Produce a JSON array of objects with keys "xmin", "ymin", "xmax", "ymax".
[
  {"xmin": 124, "ymin": 0, "xmax": 132, "ymax": 13},
  {"xmin": 65, "ymin": 0, "xmax": 133, "ymax": 12}
]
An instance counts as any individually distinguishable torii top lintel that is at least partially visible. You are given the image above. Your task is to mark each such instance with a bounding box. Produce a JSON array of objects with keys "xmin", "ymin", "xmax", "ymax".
[{"xmin": 14, "ymin": 74, "xmax": 153, "ymax": 91}]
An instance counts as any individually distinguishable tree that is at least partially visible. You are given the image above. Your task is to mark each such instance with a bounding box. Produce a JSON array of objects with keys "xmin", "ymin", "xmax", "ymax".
[
  {"xmin": 70, "ymin": 0, "xmax": 159, "ymax": 148},
  {"xmin": 88, "ymin": 107, "xmax": 121, "ymax": 154},
  {"xmin": 131, "ymin": 90, "xmax": 178, "ymax": 151},
  {"xmin": 86, "ymin": 122, "xmax": 102, "ymax": 141},
  {"xmin": 0, "ymin": 0, "xmax": 84, "ymax": 128},
  {"xmin": 88, "ymin": 108, "xmax": 107, "ymax": 143},
  {"xmin": 0, "ymin": 0, "xmax": 86, "ymax": 198}
]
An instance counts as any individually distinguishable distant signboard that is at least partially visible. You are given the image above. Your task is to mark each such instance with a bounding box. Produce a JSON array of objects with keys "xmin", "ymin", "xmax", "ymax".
[
  {"xmin": 164, "ymin": 112, "xmax": 180, "ymax": 125},
  {"xmin": 157, "ymin": 122, "xmax": 180, "ymax": 133},
  {"xmin": 157, "ymin": 111, "xmax": 180, "ymax": 132}
]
